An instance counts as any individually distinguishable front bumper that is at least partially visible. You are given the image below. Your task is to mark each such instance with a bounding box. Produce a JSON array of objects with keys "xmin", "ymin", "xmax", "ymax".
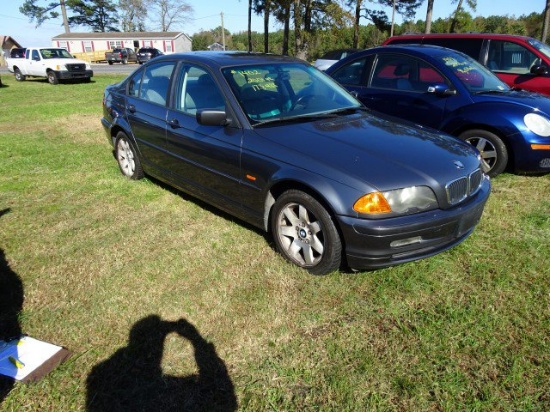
[
  {"xmin": 339, "ymin": 177, "xmax": 491, "ymax": 270},
  {"xmin": 56, "ymin": 70, "xmax": 93, "ymax": 80}
]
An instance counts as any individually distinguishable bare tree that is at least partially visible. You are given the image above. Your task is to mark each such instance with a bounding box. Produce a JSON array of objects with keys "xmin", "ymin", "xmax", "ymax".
[
  {"xmin": 119, "ymin": 0, "xmax": 148, "ymax": 31},
  {"xmin": 148, "ymin": 0, "xmax": 194, "ymax": 32}
]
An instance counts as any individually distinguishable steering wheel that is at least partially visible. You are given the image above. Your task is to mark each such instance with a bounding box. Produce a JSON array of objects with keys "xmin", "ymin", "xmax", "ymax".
[{"xmin": 291, "ymin": 94, "xmax": 318, "ymax": 110}]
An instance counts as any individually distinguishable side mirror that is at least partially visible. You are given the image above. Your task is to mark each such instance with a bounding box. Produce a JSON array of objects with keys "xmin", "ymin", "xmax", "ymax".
[
  {"xmin": 196, "ymin": 109, "xmax": 230, "ymax": 126},
  {"xmin": 427, "ymin": 83, "xmax": 457, "ymax": 96},
  {"xmin": 530, "ymin": 65, "xmax": 548, "ymax": 76}
]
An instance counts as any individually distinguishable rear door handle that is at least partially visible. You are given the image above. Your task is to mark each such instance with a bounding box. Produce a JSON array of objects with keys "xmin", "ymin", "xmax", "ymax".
[{"xmin": 127, "ymin": 104, "xmax": 136, "ymax": 113}]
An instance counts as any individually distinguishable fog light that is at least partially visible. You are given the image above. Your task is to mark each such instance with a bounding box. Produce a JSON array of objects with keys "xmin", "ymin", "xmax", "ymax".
[{"xmin": 390, "ymin": 236, "xmax": 422, "ymax": 248}]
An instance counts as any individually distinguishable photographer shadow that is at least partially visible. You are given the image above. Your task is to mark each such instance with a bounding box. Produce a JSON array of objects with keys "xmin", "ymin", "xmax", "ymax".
[
  {"xmin": 86, "ymin": 315, "xmax": 237, "ymax": 412},
  {"xmin": 0, "ymin": 208, "xmax": 24, "ymax": 402}
]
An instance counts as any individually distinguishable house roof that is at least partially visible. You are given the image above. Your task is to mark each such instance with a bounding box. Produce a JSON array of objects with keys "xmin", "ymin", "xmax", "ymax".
[
  {"xmin": 0, "ymin": 35, "xmax": 23, "ymax": 49},
  {"xmin": 52, "ymin": 32, "xmax": 190, "ymax": 41}
]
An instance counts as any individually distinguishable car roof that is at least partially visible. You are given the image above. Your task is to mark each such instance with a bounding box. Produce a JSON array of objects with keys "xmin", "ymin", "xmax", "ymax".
[
  {"xmin": 386, "ymin": 33, "xmax": 533, "ymax": 42},
  {"xmin": 355, "ymin": 44, "xmax": 467, "ymax": 58},
  {"xmin": 151, "ymin": 51, "xmax": 305, "ymax": 68}
]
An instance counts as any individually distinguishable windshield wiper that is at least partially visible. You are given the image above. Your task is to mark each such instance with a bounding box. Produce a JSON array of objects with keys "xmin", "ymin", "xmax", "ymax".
[
  {"xmin": 473, "ymin": 89, "xmax": 509, "ymax": 95},
  {"xmin": 253, "ymin": 106, "xmax": 363, "ymax": 127}
]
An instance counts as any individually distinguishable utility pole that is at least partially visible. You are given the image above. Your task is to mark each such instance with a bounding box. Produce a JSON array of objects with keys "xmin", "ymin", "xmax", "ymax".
[
  {"xmin": 221, "ymin": 12, "xmax": 226, "ymax": 50},
  {"xmin": 390, "ymin": 0, "xmax": 396, "ymax": 37},
  {"xmin": 60, "ymin": 0, "xmax": 70, "ymax": 33}
]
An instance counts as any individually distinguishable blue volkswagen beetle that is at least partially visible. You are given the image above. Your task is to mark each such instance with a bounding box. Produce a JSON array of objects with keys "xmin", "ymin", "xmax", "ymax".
[
  {"xmin": 102, "ymin": 52, "xmax": 490, "ymax": 275},
  {"xmin": 327, "ymin": 44, "xmax": 550, "ymax": 177}
]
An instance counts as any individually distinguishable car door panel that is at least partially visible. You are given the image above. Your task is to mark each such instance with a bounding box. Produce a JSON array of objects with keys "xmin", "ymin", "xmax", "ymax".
[
  {"xmin": 164, "ymin": 66, "xmax": 245, "ymax": 215},
  {"xmin": 126, "ymin": 96, "xmax": 169, "ymax": 174}
]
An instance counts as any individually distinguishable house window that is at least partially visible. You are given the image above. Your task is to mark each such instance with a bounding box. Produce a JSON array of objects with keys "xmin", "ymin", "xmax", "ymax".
[
  {"xmin": 164, "ymin": 41, "xmax": 173, "ymax": 53},
  {"xmin": 143, "ymin": 40, "xmax": 152, "ymax": 47},
  {"xmin": 83, "ymin": 41, "xmax": 92, "ymax": 52},
  {"xmin": 58, "ymin": 41, "xmax": 68, "ymax": 50},
  {"xmin": 109, "ymin": 41, "xmax": 122, "ymax": 49}
]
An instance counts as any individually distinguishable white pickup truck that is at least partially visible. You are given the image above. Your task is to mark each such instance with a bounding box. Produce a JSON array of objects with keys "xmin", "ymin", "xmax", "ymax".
[{"xmin": 7, "ymin": 47, "xmax": 93, "ymax": 85}]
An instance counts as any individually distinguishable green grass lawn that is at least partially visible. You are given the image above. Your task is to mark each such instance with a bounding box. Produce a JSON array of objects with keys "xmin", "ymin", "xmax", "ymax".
[{"xmin": 0, "ymin": 74, "xmax": 549, "ymax": 411}]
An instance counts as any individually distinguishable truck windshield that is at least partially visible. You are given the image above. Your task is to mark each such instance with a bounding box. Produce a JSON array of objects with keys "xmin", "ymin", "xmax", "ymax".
[{"xmin": 40, "ymin": 49, "xmax": 73, "ymax": 59}]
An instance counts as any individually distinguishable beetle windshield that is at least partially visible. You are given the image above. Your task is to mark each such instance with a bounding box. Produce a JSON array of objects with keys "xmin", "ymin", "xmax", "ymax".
[
  {"xmin": 222, "ymin": 63, "xmax": 360, "ymax": 123},
  {"xmin": 438, "ymin": 52, "xmax": 509, "ymax": 93}
]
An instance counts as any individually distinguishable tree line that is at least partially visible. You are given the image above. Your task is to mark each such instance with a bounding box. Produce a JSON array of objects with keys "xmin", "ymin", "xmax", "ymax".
[{"xmin": 20, "ymin": 0, "xmax": 550, "ymax": 62}]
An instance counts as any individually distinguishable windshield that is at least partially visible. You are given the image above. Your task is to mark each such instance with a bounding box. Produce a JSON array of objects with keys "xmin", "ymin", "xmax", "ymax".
[
  {"xmin": 439, "ymin": 52, "xmax": 509, "ymax": 93},
  {"xmin": 527, "ymin": 37, "xmax": 550, "ymax": 59},
  {"xmin": 40, "ymin": 48, "xmax": 73, "ymax": 59},
  {"xmin": 222, "ymin": 63, "xmax": 360, "ymax": 123}
]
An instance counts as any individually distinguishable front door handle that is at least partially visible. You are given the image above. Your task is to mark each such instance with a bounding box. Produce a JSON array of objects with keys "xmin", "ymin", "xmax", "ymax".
[
  {"xmin": 168, "ymin": 118, "xmax": 181, "ymax": 129},
  {"xmin": 127, "ymin": 104, "xmax": 136, "ymax": 113}
]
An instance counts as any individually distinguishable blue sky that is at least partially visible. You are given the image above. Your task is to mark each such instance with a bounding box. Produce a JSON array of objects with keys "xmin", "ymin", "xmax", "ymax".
[{"xmin": 0, "ymin": 0, "xmax": 544, "ymax": 47}]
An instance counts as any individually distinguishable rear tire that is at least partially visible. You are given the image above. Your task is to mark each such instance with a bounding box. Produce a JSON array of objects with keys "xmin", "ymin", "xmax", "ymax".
[
  {"xmin": 14, "ymin": 68, "xmax": 25, "ymax": 81},
  {"xmin": 271, "ymin": 190, "xmax": 342, "ymax": 275},
  {"xmin": 458, "ymin": 129, "xmax": 508, "ymax": 177},
  {"xmin": 115, "ymin": 132, "xmax": 144, "ymax": 180}
]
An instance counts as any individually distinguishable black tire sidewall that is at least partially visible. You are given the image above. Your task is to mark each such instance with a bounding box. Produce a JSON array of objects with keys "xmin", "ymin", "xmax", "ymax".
[
  {"xmin": 115, "ymin": 132, "xmax": 144, "ymax": 180},
  {"xmin": 459, "ymin": 129, "xmax": 508, "ymax": 177},
  {"xmin": 47, "ymin": 72, "xmax": 58, "ymax": 85},
  {"xmin": 271, "ymin": 190, "xmax": 342, "ymax": 275}
]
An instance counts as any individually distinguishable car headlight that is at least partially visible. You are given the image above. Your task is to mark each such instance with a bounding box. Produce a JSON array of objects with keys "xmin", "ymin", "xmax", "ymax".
[
  {"xmin": 354, "ymin": 186, "xmax": 438, "ymax": 215},
  {"xmin": 55, "ymin": 65, "xmax": 68, "ymax": 71},
  {"xmin": 524, "ymin": 113, "xmax": 550, "ymax": 137}
]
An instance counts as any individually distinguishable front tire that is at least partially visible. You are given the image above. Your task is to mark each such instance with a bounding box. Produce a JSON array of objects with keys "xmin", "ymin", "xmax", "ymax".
[
  {"xmin": 458, "ymin": 129, "xmax": 508, "ymax": 177},
  {"xmin": 115, "ymin": 132, "xmax": 144, "ymax": 180},
  {"xmin": 271, "ymin": 190, "xmax": 342, "ymax": 275},
  {"xmin": 14, "ymin": 68, "xmax": 25, "ymax": 81},
  {"xmin": 47, "ymin": 71, "xmax": 59, "ymax": 85}
]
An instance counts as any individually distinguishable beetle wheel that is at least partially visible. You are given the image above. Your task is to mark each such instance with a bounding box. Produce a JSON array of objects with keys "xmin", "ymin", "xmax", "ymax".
[{"xmin": 459, "ymin": 129, "xmax": 508, "ymax": 177}]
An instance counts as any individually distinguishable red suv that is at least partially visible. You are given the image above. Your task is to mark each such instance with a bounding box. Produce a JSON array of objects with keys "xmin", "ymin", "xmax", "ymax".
[{"xmin": 384, "ymin": 33, "xmax": 550, "ymax": 96}]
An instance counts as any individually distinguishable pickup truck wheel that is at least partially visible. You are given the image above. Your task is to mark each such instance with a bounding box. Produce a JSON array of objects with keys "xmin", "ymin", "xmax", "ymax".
[
  {"xmin": 108, "ymin": 61, "xmax": 114, "ymax": 65},
  {"xmin": 122, "ymin": 58, "xmax": 128, "ymax": 65},
  {"xmin": 14, "ymin": 68, "xmax": 25, "ymax": 81},
  {"xmin": 47, "ymin": 71, "xmax": 59, "ymax": 85}
]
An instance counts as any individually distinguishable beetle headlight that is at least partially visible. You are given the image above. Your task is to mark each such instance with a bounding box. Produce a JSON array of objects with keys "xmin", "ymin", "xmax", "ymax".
[
  {"xmin": 524, "ymin": 113, "xmax": 550, "ymax": 137},
  {"xmin": 354, "ymin": 186, "xmax": 438, "ymax": 215}
]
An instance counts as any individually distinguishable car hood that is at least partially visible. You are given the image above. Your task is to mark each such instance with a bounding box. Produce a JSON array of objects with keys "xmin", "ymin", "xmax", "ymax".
[
  {"xmin": 252, "ymin": 111, "xmax": 480, "ymax": 192},
  {"xmin": 471, "ymin": 89, "xmax": 550, "ymax": 116}
]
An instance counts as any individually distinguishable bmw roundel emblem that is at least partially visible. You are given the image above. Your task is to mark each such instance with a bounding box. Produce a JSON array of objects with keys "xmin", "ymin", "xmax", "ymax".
[{"xmin": 453, "ymin": 160, "xmax": 465, "ymax": 169}]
